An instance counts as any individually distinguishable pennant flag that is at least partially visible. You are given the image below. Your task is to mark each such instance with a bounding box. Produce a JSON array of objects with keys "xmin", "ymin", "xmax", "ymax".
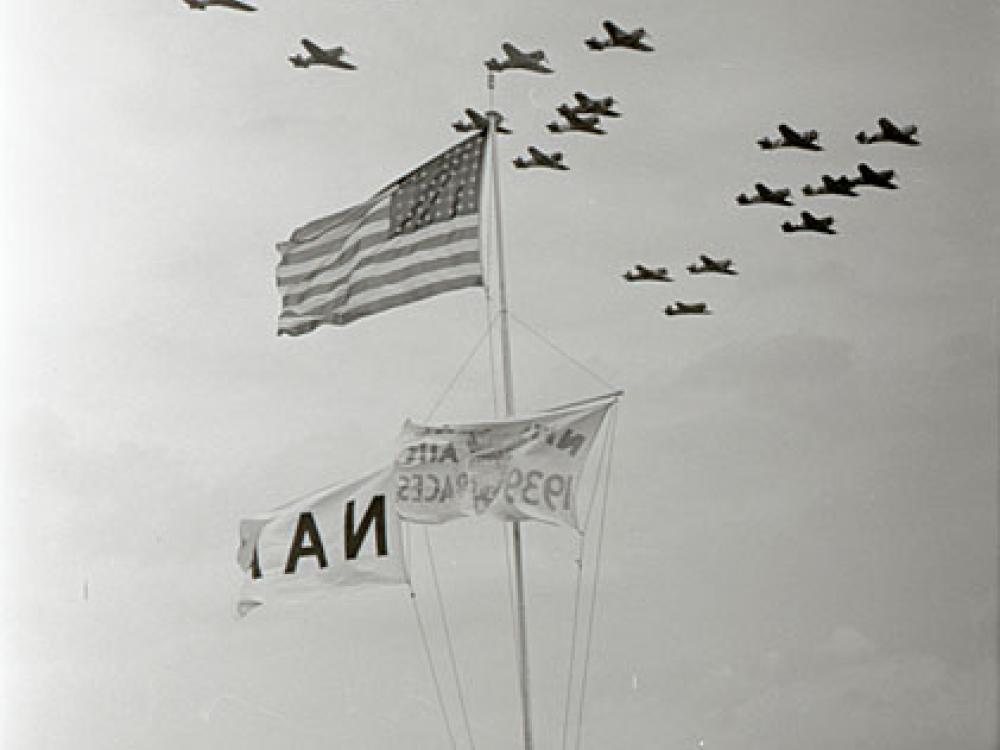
[
  {"xmin": 237, "ymin": 468, "xmax": 408, "ymax": 615},
  {"xmin": 275, "ymin": 133, "xmax": 486, "ymax": 335},
  {"xmin": 393, "ymin": 396, "xmax": 615, "ymax": 530}
]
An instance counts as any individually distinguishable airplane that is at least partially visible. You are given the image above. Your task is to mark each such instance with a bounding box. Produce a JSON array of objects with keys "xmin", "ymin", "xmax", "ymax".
[
  {"xmin": 757, "ymin": 123, "xmax": 823, "ymax": 151},
  {"xmin": 664, "ymin": 301, "xmax": 711, "ymax": 316},
  {"xmin": 856, "ymin": 117, "xmax": 920, "ymax": 146},
  {"xmin": 547, "ymin": 105, "xmax": 606, "ymax": 135},
  {"xmin": 781, "ymin": 211, "xmax": 836, "ymax": 234},
  {"xmin": 623, "ymin": 264, "xmax": 672, "ymax": 282},
  {"xmin": 736, "ymin": 182, "xmax": 793, "ymax": 206},
  {"xmin": 289, "ymin": 39, "xmax": 356, "ymax": 69},
  {"xmin": 687, "ymin": 254, "xmax": 738, "ymax": 275},
  {"xmin": 570, "ymin": 91, "xmax": 621, "ymax": 118},
  {"xmin": 586, "ymin": 20, "xmax": 654, "ymax": 52},
  {"xmin": 183, "ymin": 0, "xmax": 257, "ymax": 10},
  {"xmin": 452, "ymin": 108, "xmax": 512, "ymax": 134},
  {"xmin": 802, "ymin": 174, "xmax": 859, "ymax": 197},
  {"xmin": 513, "ymin": 146, "xmax": 569, "ymax": 171},
  {"xmin": 852, "ymin": 162, "xmax": 898, "ymax": 189},
  {"xmin": 485, "ymin": 42, "xmax": 554, "ymax": 74}
]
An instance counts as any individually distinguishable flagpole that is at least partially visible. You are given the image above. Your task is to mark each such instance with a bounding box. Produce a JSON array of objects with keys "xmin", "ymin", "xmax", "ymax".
[{"xmin": 486, "ymin": 77, "xmax": 534, "ymax": 750}]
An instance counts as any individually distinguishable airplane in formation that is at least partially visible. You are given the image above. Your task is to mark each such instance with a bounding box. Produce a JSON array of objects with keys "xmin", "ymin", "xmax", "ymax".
[
  {"xmin": 452, "ymin": 108, "xmax": 512, "ymax": 134},
  {"xmin": 182, "ymin": 0, "xmax": 256, "ymax": 10},
  {"xmin": 802, "ymin": 174, "xmax": 859, "ymax": 197},
  {"xmin": 513, "ymin": 147, "xmax": 569, "ymax": 171},
  {"xmin": 856, "ymin": 117, "xmax": 920, "ymax": 146},
  {"xmin": 485, "ymin": 43, "xmax": 554, "ymax": 74},
  {"xmin": 623, "ymin": 264, "xmax": 672, "ymax": 282},
  {"xmin": 289, "ymin": 39, "xmax": 356, "ymax": 70},
  {"xmin": 687, "ymin": 255, "xmax": 738, "ymax": 275},
  {"xmin": 782, "ymin": 211, "xmax": 836, "ymax": 234},
  {"xmin": 586, "ymin": 20, "xmax": 654, "ymax": 52},
  {"xmin": 757, "ymin": 123, "xmax": 823, "ymax": 151},
  {"xmin": 665, "ymin": 301, "xmax": 711, "ymax": 316},
  {"xmin": 547, "ymin": 105, "xmax": 606, "ymax": 135},
  {"xmin": 736, "ymin": 182, "xmax": 793, "ymax": 206},
  {"xmin": 852, "ymin": 163, "xmax": 898, "ymax": 189},
  {"xmin": 569, "ymin": 91, "xmax": 621, "ymax": 118}
]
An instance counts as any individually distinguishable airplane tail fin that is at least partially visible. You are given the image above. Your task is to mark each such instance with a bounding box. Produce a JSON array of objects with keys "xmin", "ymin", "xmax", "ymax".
[{"xmin": 802, "ymin": 185, "xmax": 815, "ymax": 196}]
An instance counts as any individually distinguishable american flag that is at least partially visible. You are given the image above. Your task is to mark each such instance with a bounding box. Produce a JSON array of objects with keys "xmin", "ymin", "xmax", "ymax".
[{"xmin": 275, "ymin": 133, "xmax": 486, "ymax": 335}]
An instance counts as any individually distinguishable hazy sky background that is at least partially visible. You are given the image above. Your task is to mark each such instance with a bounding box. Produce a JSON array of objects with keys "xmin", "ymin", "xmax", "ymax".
[{"xmin": 1, "ymin": 1, "xmax": 997, "ymax": 749}]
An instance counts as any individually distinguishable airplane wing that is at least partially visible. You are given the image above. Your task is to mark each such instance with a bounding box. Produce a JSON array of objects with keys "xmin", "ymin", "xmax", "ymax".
[
  {"xmin": 301, "ymin": 38, "xmax": 324, "ymax": 56},
  {"xmin": 878, "ymin": 117, "xmax": 902, "ymax": 138},
  {"xmin": 574, "ymin": 91, "xmax": 590, "ymax": 107},
  {"xmin": 631, "ymin": 39, "xmax": 654, "ymax": 51},
  {"xmin": 501, "ymin": 42, "xmax": 520, "ymax": 59},
  {"xmin": 699, "ymin": 254, "xmax": 713, "ymax": 265},
  {"xmin": 527, "ymin": 146, "xmax": 544, "ymax": 161},
  {"xmin": 754, "ymin": 182, "xmax": 770, "ymax": 198},
  {"xmin": 218, "ymin": 0, "xmax": 257, "ymax": 9},
  {"xmin": 778, "ymin": 123, "xmax": 800, "ymax": 141},
  {"xmin": 464, "ymin": 108, "xmax": 486, "ymax": 128},
  {"xmin": 528, "ymin": 50, "xmax": 546, "ymax": 61},
  {"xmin": 858, "ymin": 163, "xmax": 875, "ymax": 180},
  {"xmin": 635, "ymin": 263, "xmax": 650, "ymax": 273},
  {"xmin": 603, "ymin": 20, "xmax": 626, "ymax": 40}
]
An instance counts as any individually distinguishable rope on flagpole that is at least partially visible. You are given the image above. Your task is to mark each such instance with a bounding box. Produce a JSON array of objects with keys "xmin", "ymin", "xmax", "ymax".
[
  {"xmin": 560, "ymin": 405, "xmax": 616, "ymax": 750},
  {"xmin": 508, "ymin": 311, "xmax": 620, "ymax": 393},
  {"xmin": 423, "ymin": 528, "xmax": 479, "ymax": 750},
  {"xmin": 573, "ymin": 406, "xmax": 620, "ymax": 750},
  {"xmin": 409, "ymin": 583, "xmax": 459, "ymax": 750},
  {"xmin": 423, "ymin": 312, "xmax": 500, "ymax": 423}
]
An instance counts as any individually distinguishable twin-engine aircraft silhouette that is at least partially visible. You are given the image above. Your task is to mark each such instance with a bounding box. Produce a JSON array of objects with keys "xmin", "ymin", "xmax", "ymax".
[
  {"xmin": 513, "ymin": 147, "xmax": 568, "ymax": 171},
  {"xmin": 853, "ymin": 163, "xmax": 898, "ymax": 189},
  {"xmin": 737, "ymin": 182, "xmax": 793, "ymax": 206},
  {"xmin": 802, "ymin": 174, "xmax": 859, "ymax": 197},
  {"xmin": 687, "ymin": 255, "xmax": 738, "ymax": 275},
  {"xmin": 452, "ymin": 108, "xmax": 512, "ymax": 135},
  {"xmin": 485, "ymin": 43, "xmax": 554, "ymax": 74},
  {"xmin": 289, "ymin": 39, "xmax": 356, "ymax": 69},
  {"xmin": 665, "ymin": 301, "xmax": 710, "ymax": 316},
  {"xmin": 856, "ymin": 117, "xmax": 919, "ymax": 146},
  {"xmin": 623, "ymin": 264, "xmax": 672, "ymax": 282},
  {"xmin": 547, "ymin": 105, "xmax": 606, "ymax": 135},
  {"xmin": 586, "ymin": 20, "xmax": 654, "ymax": 52},
  {"xmin": 570, "ymin": 91, "xmax": 620, "ymax": 118},
  {"xmin": 782, "ymin": 211, "xmax": 836, "ymax": 234},
  {"xmin": 758, "ymin": 123, "xmax": 823, "ymax": 151},
  {"xmin": 182, "ymin": 0, "xmax": 256, "ymax": 10}
]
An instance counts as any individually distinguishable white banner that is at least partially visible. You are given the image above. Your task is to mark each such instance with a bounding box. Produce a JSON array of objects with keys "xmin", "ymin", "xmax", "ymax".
[
  {"xmin": 394, "ymin": 396, "xmax": 615, "ymax": 530},
  {"xmin": 237, "ymin": 468, "xmax": 408, "ymax": 615}
]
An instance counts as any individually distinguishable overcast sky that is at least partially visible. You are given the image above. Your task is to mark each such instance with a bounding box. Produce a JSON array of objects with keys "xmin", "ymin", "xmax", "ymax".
[{"xmin": 1, "ymin": 1, "xmax": 997, "ymax": 749}]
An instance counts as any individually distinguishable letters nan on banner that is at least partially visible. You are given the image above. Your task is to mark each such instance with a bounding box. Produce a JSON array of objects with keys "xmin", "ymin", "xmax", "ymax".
[
  {"xmin": 237, "ymin": 468, "xmax": 408, "ymax": 615},
  {"xmin": 394, "ymin": 397, "xmax": 615, "ymax": 531}
]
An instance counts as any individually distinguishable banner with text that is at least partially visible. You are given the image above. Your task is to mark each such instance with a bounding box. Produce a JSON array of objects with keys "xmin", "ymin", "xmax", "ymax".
[
  {"xmin": 394, "ymin": 396, "xmax": 615, "ymax": 530},
  {"xmin": 237, "ymin": 468, "xmax": 408, "ymax": 615}
]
